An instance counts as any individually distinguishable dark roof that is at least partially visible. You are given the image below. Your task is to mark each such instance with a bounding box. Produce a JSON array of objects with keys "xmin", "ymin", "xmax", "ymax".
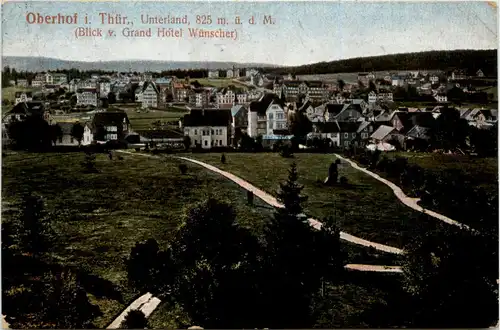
[
  {"xmin": 249, "ymin": 93, "xmax": 284, "ymax": 115},
  {"xmin": 325, "ymin": 104, "xmax": 345, "ymax": 116},
  {"xmin": 77, "ymin": 88, "xmax": 97, "ymax": 93},
  {"xmin": 314, "ymin": 121, "xmax": 341, "ymax": 133},
  {"xmin": 393, "ymin": 112, "xmax": 435, "ymax": 132},
  {"xmin": 183, "ymin": 109, "xmax": 231, "ymax": 127},
  {"xmin": 9, "ymin": 101, "xmax": 45, "ymax": 115},
  {"xmin": 142, "ymin": 81, "xmax": 159, "ymax": 93},
  {"xmin": 92, "ymin": 111, "xmax": 130, "ymax": 126},
  {"xmin": 337, "ymin": 121, "xmax": 360, "ymax": 132},
  {"xmin": 135, "ymin": 129, "xmax": 183, "ymax": 139},
  {"xmin": 304, "ymin": 81, "xmax": 323, "ymax": 88}
]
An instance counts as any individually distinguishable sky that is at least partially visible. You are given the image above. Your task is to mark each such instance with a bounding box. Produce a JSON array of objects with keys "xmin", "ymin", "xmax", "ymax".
[{"xmin": 1, "ymin": 1, "xmax": 498, "ymax": 66}]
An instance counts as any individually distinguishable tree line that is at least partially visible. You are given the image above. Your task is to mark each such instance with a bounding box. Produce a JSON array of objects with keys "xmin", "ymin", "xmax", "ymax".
[{"xmin": 261, "ymin": 49, "xmax": 497, "ymax": 76}]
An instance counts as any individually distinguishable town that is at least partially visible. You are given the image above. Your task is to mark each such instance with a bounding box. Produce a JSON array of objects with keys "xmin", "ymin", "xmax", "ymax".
[
  {"xmin": 1, "ymin": 65, "xmax": 497, "ymax": 153},
  {"xmin": 1, "ymin": 53, "xmax": 498, "ymax": 330}
]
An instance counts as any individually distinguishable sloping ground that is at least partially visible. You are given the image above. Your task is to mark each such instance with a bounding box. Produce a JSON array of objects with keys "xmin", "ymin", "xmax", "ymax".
[
  {"xmin": 1, "ymin": 152, "xmax": 276, "ymax": 327},
  {"xmin": 178, "ymin": 152, "xmax": 444, "ymax": 248}
]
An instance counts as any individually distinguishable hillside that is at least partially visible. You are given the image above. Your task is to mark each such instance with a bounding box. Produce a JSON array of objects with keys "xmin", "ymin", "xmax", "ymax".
[
  {"xmin": 262, "ymin": 49, "xmax": 498, "ymax": 76},
  {"xmin": 1, "ymin": 56, "xmax": 276, "ymax": 72}
]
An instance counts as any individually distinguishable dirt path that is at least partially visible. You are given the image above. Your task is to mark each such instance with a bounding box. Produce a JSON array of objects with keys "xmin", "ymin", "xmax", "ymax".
[
  {"xmin": 107, "ymin": 293, "xmax": 161, "ymax": 329},
  {"xmin": 334, "ymin": 154, "xmax": 470, "ymax": 230},
  {"xmin": 117, "ymin": 151, "xmax": 403, "ymax": 255}
]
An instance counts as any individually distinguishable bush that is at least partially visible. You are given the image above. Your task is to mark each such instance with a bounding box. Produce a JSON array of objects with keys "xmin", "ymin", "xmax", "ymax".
[
  {"xmin": 120, "ymin": 309, "xmax": 148, "ymax": 329},
  {"xmin": 179, "ymin": 164, "xmax": 188, "ymax": 174},
  {"xmin": 221, "ymin": 153, "xmax": 226, "ymax": 164},
  {"xmin": 279, "ymin": 145, "xmax": 294, "ymax": 158},
  {"xmin": 339, "ymin": 176, "xmax": 349, "ymax": 186}
]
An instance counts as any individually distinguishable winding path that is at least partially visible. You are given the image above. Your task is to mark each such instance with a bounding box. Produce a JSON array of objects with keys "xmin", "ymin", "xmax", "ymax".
[
  {"xmin": 117, "ymin": 150, "xmax": 403, "ymax": 255},
  {"xmin": 333, "ymin": 154, "xmax": 470, "ymax": 230},
  {"xmin": 107, "ymin": 293, "xmax": 161, "ymax": 329}
]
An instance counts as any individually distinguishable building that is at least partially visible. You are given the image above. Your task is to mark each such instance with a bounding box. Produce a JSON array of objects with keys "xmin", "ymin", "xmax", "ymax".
[
  {"xmin": 434, "ymin": 93, "xmax": 448, "ymax": 103},
  {"xmin": 182, "ymin": 109, "xmax": 232, "ymax": 148},
  {"xmin": 476, "ymin": 69, "xmax": 485, "ymax": 77},
  {"xmin": 171, "ymin": 82, "xmax": 190, "ymax": 102},
  {"xmin": 76, "ymin": 88, "xmax": 98, "ymax": 106},
  {"xmin": 451, "ymin": 70, "xmax": 467, "ymax": 81},
  {"xmin": 275, "ymin": 80, "xmax": 327, "ymax": 101},
  {"xmin": 358, "ymin": 73, "xmax": 370, "ymax": 86},
  {"xmin": 216, "ymin": 89, "xmax": 236, "ymax": 109},
  {"xmin": 247, "ymin": 93, "xmax": 284, "ymax": 137},
  {"xmin": 233, "ymin": 68, "xmax": 240, "ymax": 78},
  {"xmin": 226, "ymin": 69, "xmax": 234, "ymax": 78},
  {"xmin": 92, "ymin": 111, "xmax": 131, "ymax": 141},
  {"xmin": 55, "ymin": 122, "xmax": 94, "ymax": 146},
  {"xmin": 189, "ymin": 89, "xmax": 211, "ymax": 108},
  {"xmin": 141, "ymin": 82, "xmax": 159, "ymax": 108},
  {"xmin": 208, "ymin": 70, "xmax": 219, "ymax": 78},
  {"xmin": 16, "ymin": 79, "xmax": 28, "ymax": 87},
  {"xmin": 14, "ymin": 92, "xmax": 33, "ymax": 105},
  {"xmin": 98, "ymin": 80, "xmax": 111, "ymax": 98}
]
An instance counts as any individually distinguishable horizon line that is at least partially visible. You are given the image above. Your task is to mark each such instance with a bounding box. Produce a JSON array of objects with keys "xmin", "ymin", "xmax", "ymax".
[{"xmin": 3, "ymin": 48, "xmax": 497, "ymax": 68}]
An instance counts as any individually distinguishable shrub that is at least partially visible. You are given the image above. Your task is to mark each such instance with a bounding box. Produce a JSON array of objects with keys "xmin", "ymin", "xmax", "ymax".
[
  {"xmin": 179, "ymin": 164, "xmax": 188, "ymax": 174},
  {"xmin": 221, "ymin": 153, "xmax": 226, "ymax": 164},
  {"xmin": 339, "ymin": 176, "xmax": 349, "ymax": 185},
  {"xmin": 120, "ymin": 309, "xmax": 148, "ymax": 329},
  {"xmin": 279, "ymin": 144, "xmax": 294, "ymax": 158}
]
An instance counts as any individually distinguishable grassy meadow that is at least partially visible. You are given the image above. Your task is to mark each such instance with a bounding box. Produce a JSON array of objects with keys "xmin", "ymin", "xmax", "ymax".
[
  {"xmin": 181, "ymin": 152, "xmax": 445, "ymax": 248},
  {"xmin": 1, "ymin": 151, "xmax": 275, "ymax": 327}
]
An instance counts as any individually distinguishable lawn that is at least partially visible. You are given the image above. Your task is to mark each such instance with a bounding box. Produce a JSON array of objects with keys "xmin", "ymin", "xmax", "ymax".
[
  {"xmin": 1, "ymin": 151, "xmax": 276, "ymax": 328},
  {"xmin": 388, "ymin": 152, "xmax": 498, "ymax": 192},
  {"xmin": 195, "ymin": 78, "xmax": 248, "ymax": 89},
  {"xmin": 2, "ymin": 86, "xmax": 40, "ymax": 102},
  {"xmin": 181, "ymin": 152, "xmax": 444, "ymax": 248}
]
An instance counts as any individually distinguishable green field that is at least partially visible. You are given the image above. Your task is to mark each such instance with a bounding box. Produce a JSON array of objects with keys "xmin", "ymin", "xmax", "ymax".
[
  {"xmin": 195, "ymin": 78, "xmax": 248, "ymax": 89},
  {"xmin": 389, "ymin": 152, "xmax": 498, "ymax": 191},
  {"xmin": 2, "ymin": 86, "xmax": 39, "ymax": 102},
  {"xmin": 1, "ymin": 152, "xmax": 277, "ymax": 328},
  {"xmin": 181, "ymin": 152, "xmax": 443, "ymax": 248},
  {"xmin": 3, "ymin": 151, "xmax": 403, "ymax": 328}
]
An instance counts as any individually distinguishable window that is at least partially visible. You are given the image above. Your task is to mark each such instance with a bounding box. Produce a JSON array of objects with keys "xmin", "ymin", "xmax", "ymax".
[
  {"xmin": 344, "ymin": 133, "xmax": 348, "ymax": 138},
  {"xmin": 70, "ymin": 137, "xmax": 74, "ymax": 143},
  {"xmin": 268, "ymin": 113, "xmax": 273, "ymax": 120},
  {"xmin": 211, "ymin": 129, "xmax": 214, "ymax": 135},
  {"xmin": 194, "ymin": 129, "xmax": 198, "ymax": 135},
  {"xmin": 268, "ymin": 122, "xmax": 272, "ymax": 129},
  {"xmin": 352, "ymin": 133, "xmax": 356, "ymax": 138},
  {"xmin": 204, "ymin": 140, "xmax": 208, "ymax": 146},
  {"xmin": 220, "ymin": 140, "xmax": 223, "ymax": 145}
]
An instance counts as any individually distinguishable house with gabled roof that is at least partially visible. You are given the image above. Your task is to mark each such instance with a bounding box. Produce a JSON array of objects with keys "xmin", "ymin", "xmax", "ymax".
[
  {"xmin": 248, "ymin": 93, "xmax": 286, "ymax": 137},
  {"xmin": 14, "ymin": 92, "xmax": 33, "ymax": 105},
  {"xmin": 92, "ymin": 111, "xmax": 131, "ymax": 142},
  {"xmin": 142, "ymin": 81, "xmax": 159, "ymax": 108},
  {"xmin": 54, "ymin": 121, "xmax": 94, "ymax": 146},
  {"xmin": 309, "ymin": 121, "xmax": 341, "ymax": 146},
  {"xmin": 370, "ymin": 125, "xmax": 403, "ymax": 145},
  {"xmin": 183, "ymin": 109, "xmax": 232, "ymax": 148},
  {"xmin": 391, "ymin": 111, "xmax": 435, "ymax": 135}
]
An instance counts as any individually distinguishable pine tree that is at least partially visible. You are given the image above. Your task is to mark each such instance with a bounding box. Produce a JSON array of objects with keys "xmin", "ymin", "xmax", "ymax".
[{"xmin": 275, "ymin": 162, "xmax": 307, "ymax": 217}]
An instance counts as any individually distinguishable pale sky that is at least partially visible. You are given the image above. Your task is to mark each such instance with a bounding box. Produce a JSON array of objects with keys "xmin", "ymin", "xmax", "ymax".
[{"xmin": 2, "ymin": 1, "xmax": 498, "ymax": 66}]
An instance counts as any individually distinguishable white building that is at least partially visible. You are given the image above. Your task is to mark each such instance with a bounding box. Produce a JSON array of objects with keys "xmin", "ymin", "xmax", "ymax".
[
  {"xmin": 233, "ymin": 69, "xmax": 240, "ymax": 78},
  {"xmin": 434, "ymin": 93, "xmax": 448, "ymax": 103},
  {"xmin": 208, "ymin": 70, "xmax": 219, "ymax": 78},
  {"xmin": 14, "ymin": 92, "xmax": 33, "ymax": 105},
  {"xmin": 99, "ymin": 81, "xmax": 111, "ymax": 98},
  {"xmin": 183, "ymin": 109, "xmax": 231, "ymax": 149},
  {"xmin": 16, "ymin": 79, "xmax": 28, "ymax": 87},
  {"xmin": 368, "ymin": 91, "xmax": 377, "ymax": 103},
  {"xmin": 142, "ymin": 82, "xmax": 159, "ymax": 108},
  {"xmin": 55, "ymin": 122, "xmax": 94, "ymax": 146},
  {"xmin": 76, "ymin": 88, "xmax": 98, "ymax": 106},
  {"xmin": 226, "ymin": 69, "xmax": 234, "ymax": 78},
  {"xmin": 266, "ymin": 101, "xmax": 288, "ymax": 135}
]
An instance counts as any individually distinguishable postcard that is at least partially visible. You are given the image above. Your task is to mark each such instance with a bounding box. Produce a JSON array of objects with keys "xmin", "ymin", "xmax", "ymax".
[{"xmin": 1, "ymin": 1, "xmax": 498, "ymax": 329}]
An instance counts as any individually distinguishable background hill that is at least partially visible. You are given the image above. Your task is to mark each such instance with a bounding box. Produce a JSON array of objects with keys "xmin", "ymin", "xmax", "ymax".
[
  {"xmin": 1, "ymin": 56, "xmax": 276, "ymax": 72},
  {"xmin": 261, "ymin": 49, "xmax": 498, "ymax": 76}
]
